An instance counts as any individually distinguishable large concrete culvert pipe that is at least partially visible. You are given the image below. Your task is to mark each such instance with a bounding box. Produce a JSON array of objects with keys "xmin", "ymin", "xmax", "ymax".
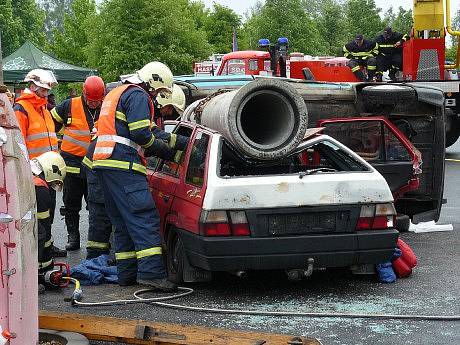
[{"xmin": 182, "ymin": 79, "xmax": 308, "ymax": 160}]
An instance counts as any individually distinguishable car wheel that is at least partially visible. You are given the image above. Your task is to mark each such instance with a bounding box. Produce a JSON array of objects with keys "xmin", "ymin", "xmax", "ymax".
[
  {"xmin": 166, "ymin": 230, "xmax": 184, "ymax": 284},
  {"xmin": 361, "ymin": 85, "xmax": 417, "ymax": 104},
  {"xmin": 445, "ymin": 110, "xmax": 460, "ymax": 148},
  {"xmin": 395, "ymin": 214, "xmax": 410, "ymax": 233}
]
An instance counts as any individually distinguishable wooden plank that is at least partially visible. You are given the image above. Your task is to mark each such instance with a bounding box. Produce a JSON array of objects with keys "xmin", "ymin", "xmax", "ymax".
[{"xmin": 39, "ymin": 311, "xmax": 321, "ymax": 345}]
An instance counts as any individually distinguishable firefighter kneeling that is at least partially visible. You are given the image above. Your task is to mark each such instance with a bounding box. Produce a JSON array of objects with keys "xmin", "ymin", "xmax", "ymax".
[
  {"xmin": 31, "ymin": 152, "xmax": 66, "ymax": 293},
  {"xmin": 343, "ymin": 34, "xmax": 378, "ymax": 82}
]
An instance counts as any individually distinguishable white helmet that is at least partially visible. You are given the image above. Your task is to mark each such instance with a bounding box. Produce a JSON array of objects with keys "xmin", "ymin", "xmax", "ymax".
[
  {"xmin": 35, "ymin": 151, "xmax": 66, "ymax": 184},
  {"xmin": 136, "ymin": 62, "xmax": 173, "ymax": 93},
  {"xmin": 156, "ymin": 84, "xmax": 186, "ymax": 114},
  {"xmin": 24, "ymin": 69, "xmax": 58, "ymax": 90}
]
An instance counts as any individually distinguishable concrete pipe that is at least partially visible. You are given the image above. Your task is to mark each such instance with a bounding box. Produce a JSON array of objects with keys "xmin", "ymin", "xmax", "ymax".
[{"xmin": 182, "ymin": 79, "xmax": 308, "ymax": 160}]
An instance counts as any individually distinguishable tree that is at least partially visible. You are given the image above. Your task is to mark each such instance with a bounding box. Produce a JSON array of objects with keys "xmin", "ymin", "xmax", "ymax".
[
  {"xmin": 51, "ymin": 0, "xmax": 97, "ymax": 66},
  {"xmin": 384, "ymin": 6, "xmax": 413, "ymax": 35},
  {"xmin": 345, "ymin": 0, "xmax": 383, "ymax": 40},
  {"xmin": 38, "ymin": 0, "xmax": 74, "ymax": 39},
  {"xmin": 243, "ymin": 0, "xmax": 327, "ymax": 55},
  {"xmin": 0, "ymin": 0, "xmax": 21, "ymax": 57},
  {"xmin": 12, "ymin": 0, "xmax": 47, "ymax": 49},
  {"xmin": 204, "ymin": 3, "xmax": 241, "ymax": 53},
  {"xmin": 315, "ymin": 0, "xmax": 348, "ymax": 56},
  {"xmin": 87, "ymin": 0, "xmax": 212, "ymax": 81}
]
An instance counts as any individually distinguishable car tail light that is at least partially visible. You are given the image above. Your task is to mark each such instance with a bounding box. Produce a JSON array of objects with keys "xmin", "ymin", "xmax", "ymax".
[
  {"xmin": 356, "ymin": 203, "xmax": 395, "ymax": 230},
  {"xmin": 200, "ymin": 210, "xmax": 250, "ymax": 236}
]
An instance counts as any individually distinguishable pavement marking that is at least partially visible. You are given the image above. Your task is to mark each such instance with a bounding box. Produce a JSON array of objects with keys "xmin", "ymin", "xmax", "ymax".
[{"xmin": 445, "ymin": 159, "xmax": 460, "ymax": 162}]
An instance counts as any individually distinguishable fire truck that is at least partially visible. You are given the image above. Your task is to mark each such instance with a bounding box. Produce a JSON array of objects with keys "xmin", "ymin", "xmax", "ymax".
[{"xmin": 201, "ymin": 0, "xmax": 460, "ymax": 147}]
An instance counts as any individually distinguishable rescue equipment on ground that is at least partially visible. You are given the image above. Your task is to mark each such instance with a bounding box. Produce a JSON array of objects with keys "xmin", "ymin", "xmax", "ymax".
[{"xmin": 392, "ymin": 238, "xmax": 417, "ymax": 278}]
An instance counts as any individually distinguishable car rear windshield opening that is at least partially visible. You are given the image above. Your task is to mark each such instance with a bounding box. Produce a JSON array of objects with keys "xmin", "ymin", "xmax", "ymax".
[{"xmin": 219, "ymin": 138, "xmax": 370, "ymax": 177}]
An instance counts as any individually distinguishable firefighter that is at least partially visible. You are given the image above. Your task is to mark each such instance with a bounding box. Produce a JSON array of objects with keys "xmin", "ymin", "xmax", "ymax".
[
  {"xmin": 83, "ymin": 83, "xmax": 186, "ymax": 260},
  {"xmin": 31, "ymin": 151, "xmax": 66, "ymax": 293},
  {"xmin": 375, "ymin": 27, "xmax": 409, "ymax": 82},
  {"xmin": 343, "ymin": 34, "xmax": 378, "ymax": 81},
  {"xmin": 90, "ymin": 62, "xmax": 188, "ymax": 291},
  {"xmin": 14, "ymin": 69, "xmax": 66, "ymax": 258},
  {"xmin": 51, "ymin": 76, "xmax": 105, "ymax": 251}
]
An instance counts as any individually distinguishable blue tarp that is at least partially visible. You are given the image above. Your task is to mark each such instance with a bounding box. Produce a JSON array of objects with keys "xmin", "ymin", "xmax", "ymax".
[{"xmin": 70, "ymin": 255, "xmax": 118, "ymax": 286}]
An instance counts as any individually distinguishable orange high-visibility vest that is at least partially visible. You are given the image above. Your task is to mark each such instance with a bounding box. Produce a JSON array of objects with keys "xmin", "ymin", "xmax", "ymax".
[
  {"xmin": 93, "ymin": 84, "xmax": 151, "ymax": 163},
  {"xmin": 60, "ymin": 97, "xmax": 91, "ymax": 157},
  {"xmin": 16, "ymin": 100, "xmax": 58, "ymax": 159}
]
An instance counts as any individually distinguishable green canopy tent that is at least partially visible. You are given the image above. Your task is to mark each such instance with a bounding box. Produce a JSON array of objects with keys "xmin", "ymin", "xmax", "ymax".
[{"xmin": 2, "ymin": 41, "xmax": 97, "ymax": 83}]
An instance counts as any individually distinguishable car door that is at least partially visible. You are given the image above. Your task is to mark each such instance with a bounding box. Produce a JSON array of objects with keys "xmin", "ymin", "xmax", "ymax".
[
  {"xmin": 148, "ymin": 124, "xmax": 194, "ymax": 230},
  {"xmin": 174, "ymin": 129, "xmax": 212, "ymax": 235},
  {"xmin": 317, "ymin": 117, "xmax": 422, "ymax": 200}
]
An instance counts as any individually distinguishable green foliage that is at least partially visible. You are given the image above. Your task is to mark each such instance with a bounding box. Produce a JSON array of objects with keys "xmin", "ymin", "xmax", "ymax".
[
  {"xmin": 51, "ymin": 0, "xmax": 96, "ymax": 66},
  {"xmin": 243, "ymin": 0, "xmax": 326, "ymax": 55},
  {"xmin": 383, "ymin": 6, "xmax": 413, "ymax": 36},
  {"xmin": 204, "ymin": 3, "xmax": 241, "ymax": 53},
  {"xmin": 345, "ymin": 0, "xmax": 383, "ymax": 40},
  {"xmin": 87, "ymin": 0, "xmax": 212, "ymax": 81},
  {"xmin": 315, "ymin": 0, "xmax": 348, "ymax": 56},
  {"xmin": 450, "ymin": 9, "xmax": 460, "ymax": 46},
  {"xmin": 39, "ymin": 0, "xmax": 74, "ymax": 39},
  {"xmin": 1, "ymin": 0, "xmax": 46, "ymax": 57}
]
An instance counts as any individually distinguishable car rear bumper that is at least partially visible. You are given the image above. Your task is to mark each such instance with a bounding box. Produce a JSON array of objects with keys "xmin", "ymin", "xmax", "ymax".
[{"xmin": 178, "ymin": 229, "xmax": 399, "ymax": 271}]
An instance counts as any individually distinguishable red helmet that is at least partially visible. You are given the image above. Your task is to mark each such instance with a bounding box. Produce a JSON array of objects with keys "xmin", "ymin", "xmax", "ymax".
[{"xmin": 83, "ymin": 76, "xmax": 105, "ymax": 102}]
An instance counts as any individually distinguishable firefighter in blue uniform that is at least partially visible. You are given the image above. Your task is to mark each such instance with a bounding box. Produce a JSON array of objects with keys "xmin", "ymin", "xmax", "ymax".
[
  {"xmin": 375, "ymin": 27, "xmax": 409, "ymax": 82},
  {"xmin": 90, "ymin": 62, "xmax": 188, "ymax": 291},
  {"xmin": 343, "ymin": 34, "xmax": 379, "ymax": 81}
]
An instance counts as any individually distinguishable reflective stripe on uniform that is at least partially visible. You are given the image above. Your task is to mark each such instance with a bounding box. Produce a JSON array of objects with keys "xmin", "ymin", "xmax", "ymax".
[
  {"xmin": 97, "ymin": 135, "xmax": 144, "ymax": 155},
  {"xmin": 367, "ymin": 65, "xmax": 376, "ymax": 70},
  {"xmin": 350, "ymin": 51, "xmax": 371, "ymax": 57},
  {"xmin": 51, "ymin": 108, "xmax": 63, "ymax": 123},
  {"xmin": 128, "ymin": 119, "xmax": 151, "ymax": 131},
  {"xmin": 115, "ymin": 251, "xmax": 137, "ymax": 260},
  {"xmin": 168, "ymin": 133, "xmax": 177, "ymax": 149},
  {"xmin": 39, "ymin": 259, "xmax": 53, "ymax": 269},
  {"xmin": 37, "ymin": 210, "xmax": 50, "ymax": 220},
  {"xmin": 44, "ymin": 239, "xmax": 52, "ymax": 248},
  {"xmin": 141, "ymin": 135, "xmax": 155, "ymax": 149},
  {"xmin": 136, "ymin": 247, "xmax": 162, "ymax": 259},
  {"xmin": 379, "ymin": 44, "xmax": 394, "ymax": 48},
  {"xmin": 66, "ymin": 129, "xmax": 91, "ymax": 136},
  {"xmin": 115, "ymin": 111, "xmax": 127, "ymax": 122},
  {"xmin": 82, "ymin": 156, "xmax": 93, "ymax": 169},
  {"xmin": 66, "ymin": 166, "xmax": 81, "ymax": 174},
  {"xmin": 93, "ymin": 159, "xmax": 130, "ymax": 170},
  {"xmin": 28, "ymin": 146, "xmax": 58, "ymax": 155},
  {"xmin": 351, "ymin": 66, "xmax": 361, "ymax": 72},
  {"xmin": 26, "ymin": 132, "xmax": 57, "ymax": 141},
  {"xmin": 132, "ymin": 163, "xmax": 147, "ymax": 175},
  {"xmin": 62, "ymin": 135, "xmax": 90, "ymax": 149},
  {"xmin": 87, "ymin": 241, "xmax": 110, "ymax": 249}
]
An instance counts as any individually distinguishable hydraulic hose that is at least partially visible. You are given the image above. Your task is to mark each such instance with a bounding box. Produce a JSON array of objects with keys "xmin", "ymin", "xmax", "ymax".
[{"xmin": 64, "ymin": 278, "xmax": 460, "ymax": 321}]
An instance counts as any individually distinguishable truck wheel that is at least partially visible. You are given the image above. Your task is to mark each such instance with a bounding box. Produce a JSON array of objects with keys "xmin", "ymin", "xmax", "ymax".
[
  {"xmin": 361, "ymin": 85, "xmax": 417, "ymax": 104},
  {"xmin": 445, "ymin": 110, "xmax": 460, "ymax": 148},
  {"xmin": 395, "ymin": 214, "xmax": 410, "ymax": 233},
  {"xmin": 166, "ymin": 231, "xmax": 184, "ymax": 284}
]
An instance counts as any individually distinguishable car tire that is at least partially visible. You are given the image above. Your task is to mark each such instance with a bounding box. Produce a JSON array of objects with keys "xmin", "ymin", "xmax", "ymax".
[
  {"xmin": 445, "ymin": 110, "xmax": 460, "ymax": 148},
  {"xmin": 395, "ymin": 214, "xmax": 410, "ymax": 233},
  {"xmin": 166, "ymin": 230, "xmax": 184, "ymax": 284},
  {"xmin": 361, "ymin": 85, "xmax": 417, "ymax": 104}
]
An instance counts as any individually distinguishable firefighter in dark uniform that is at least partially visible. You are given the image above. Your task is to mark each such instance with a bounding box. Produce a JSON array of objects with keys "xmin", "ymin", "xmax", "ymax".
[
  {"xmin": 375, "ymin": 27, "xmax": 409, "ymax": 82},
  {"xmin": 31, "ymin": 151, "xmax": 66, "ymax": 293},
  {"xmin": 51, "ymin": 76, "xmax": 105, "ymax": 251},
  {"xmin": 90, "ymin": 62, "xmax": 188, "ymax": 291},
  {"xmin": 343, "ymin": 34, "xmax": 379, "ymax": 81}
]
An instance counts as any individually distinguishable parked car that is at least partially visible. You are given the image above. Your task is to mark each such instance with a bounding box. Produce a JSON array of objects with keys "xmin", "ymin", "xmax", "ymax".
[{"xmin": 147, "ymin": 121, "xmax": 399, "ymax": 283}]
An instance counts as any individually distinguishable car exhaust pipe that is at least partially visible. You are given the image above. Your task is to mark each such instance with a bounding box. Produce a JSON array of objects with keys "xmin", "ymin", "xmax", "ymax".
[
  {"xmin": 286, "ymin": 258, "xmax": 315, "ymax": 281},
  {"xmin": 182, "ymin": 79, "xmax": 308, "ymax": 160},
  {"xmin": 230, "ymin": 270, "xmax": 248, "ymax": 279}
]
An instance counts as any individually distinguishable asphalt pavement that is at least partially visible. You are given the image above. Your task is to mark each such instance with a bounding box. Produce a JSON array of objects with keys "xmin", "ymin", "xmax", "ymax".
[{"xmin": 40, "ymin": 142, "xmax": 460, "ymax": 345}]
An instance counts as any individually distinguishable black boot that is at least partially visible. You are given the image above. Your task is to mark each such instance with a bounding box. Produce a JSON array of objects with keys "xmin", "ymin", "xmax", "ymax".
[
  {"xmin": 137, "ymin": 278, "xmax": 177, "ymax": 292},
  {"xmin": 65, "ymin": 215, "xmax": 80, "ymax": 250},
  {"xmin": 50, "ymin": 244, "xmax": 67, "ymax": 258}
]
